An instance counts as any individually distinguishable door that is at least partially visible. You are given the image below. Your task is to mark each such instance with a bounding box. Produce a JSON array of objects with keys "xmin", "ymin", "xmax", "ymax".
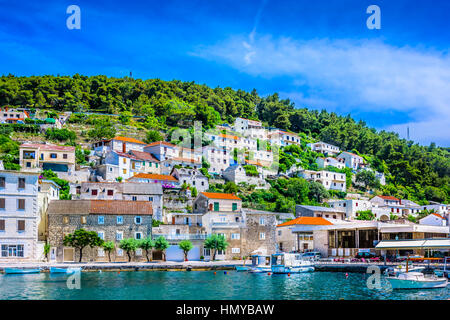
[
  {"xmin": 50, "ymin": 247, "xmax": 57, "ymax": 261},
  {"xmin": 165, "ymin": 245, "xmax": 185, "ymax": 262},
  {"xmin": 63, "ymin": 248, "xmax": 75, "ymax": 262}
]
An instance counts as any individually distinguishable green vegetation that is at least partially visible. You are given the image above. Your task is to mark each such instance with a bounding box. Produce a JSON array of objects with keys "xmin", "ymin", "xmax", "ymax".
[
  {"xmin": 0, "ymin": 75, "xmax": 447, "ymax": 203},
  {"xmin": 63, "ymin": 228, "xmax": 104, "ymax": 262},
  {"xmin": 0, "ymin": 134, "xmax": 20, "ymax": 170},
  {"xmin": 41, "ymin": 169, "xmax": 71, "ymax": 199},
  {"xmin": 119, "ymin": 238, "xmax": 139, "ymax": 262},
  {"xmin": 145, "ymin": 130, "xmax": 164, "ymax": 143},
  {"xmin": 243, "ymin": 165, "xmax": 259, "ymax": 177},
  {"xmin": 355, "ymin": 170, "xmax": 381, "ymax": 191},
  {"xmin": 204, "ymin": 234, "xmax": 229, "ymax": 261},
  {"xmin": 356, "ymin": 210, "xmax": 376, "ymax": 220},
  {"xmin": 102, "ymin": 241, "xmax": 115, "ymax": 262},
  {"xmin": 138, "ymin": 237, "xmax": 155, "ymax": 262},
  {"xmin": 179, "ymin": 240, "xmax": 194, "ymax": 261},
  {"xmin": 45, "ymin": 128, "xmax": 76, "ymax": 144},
  {"xmin": 154, "ymin": 236, "xmax": 170, "ymax": 261}
]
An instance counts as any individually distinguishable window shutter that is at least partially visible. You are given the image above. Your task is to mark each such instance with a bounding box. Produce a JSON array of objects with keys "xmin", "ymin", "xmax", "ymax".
[
  {"xmin": 0, "ymin": 220, "xmax": 5, "ymax": 231},
  {"xmin": 18, "ymin": 199, "xmax": 25, "ymax": 210},
  {"xmin": 0, "ymin": 177, "xmax": 5, "ymax": 188},
  {"xmin": 18, "ymin": 178, "xmax": 25, "ymax": 189},
  {"xmin": 18, "ymin": 220, "xmax": 25, "ymax": 231},
  {"xmin": 0, "ymin": 198, "xmax": 5, "ymax": 209}
]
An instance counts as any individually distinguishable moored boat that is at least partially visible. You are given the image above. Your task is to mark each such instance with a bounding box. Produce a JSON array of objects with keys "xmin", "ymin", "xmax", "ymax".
[
  {"xmin": 271, "ymin": 253, "xmax": 314, "ymax": 274},
  {"xmin": 248, "ymin": 255, "xmax": 272, "ymax": 273},
  {"xmin": 50, "ymin": 267, "xmax": 82, "ymax": 274},
  {"xmin": 4, "ymin": 268, "xmax": 41, "ymax": 274},
  {"xmin": 235, "ymin": 266, "xmax": 249, "ymax": 272},
  {"xmin": 387, "ymin": 272, "xmax": 448, "ymax": 289}
]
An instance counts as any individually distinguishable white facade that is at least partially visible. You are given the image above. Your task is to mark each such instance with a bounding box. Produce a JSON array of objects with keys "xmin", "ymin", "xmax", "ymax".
[
  {"xmin": 0, "ymin": 171, "xmax": 40, "ymax": 261},
  {"xmin": 308, "ymin": 142, "xmax": 340, "ymax": 156},
  {"xmin": 419, "ymin": 213, "xmax": 447, "ymax": 227},
  {"xmin": 202, "ymin": 146, "xmax": 233, "ymax": 174},
  {"xmin": 300, "ymin": 170, "xmax": 346, "ymax": 192},
  {"xmin": 316, "ymin": 157, "xmax": 345, "ymax": 170},
  {"xmin": 337, "ymin": 152, "xmax": 365, "ymax": 170},
  {"xmin": 327, "ymin": 199, "xmax": 389, "ymax": 220},
  {"xmin": 171, "ymin": 168, "xmax": 209, "ymax": 193},
  {"xmin": 268, "ymin": 130, "xmax": 300, "ymax": 147}
]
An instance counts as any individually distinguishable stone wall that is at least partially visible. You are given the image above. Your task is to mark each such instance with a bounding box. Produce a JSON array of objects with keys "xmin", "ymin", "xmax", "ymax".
[{"xmin": 48, "ymin": 213, "xmax": 152, "ymax": 263}]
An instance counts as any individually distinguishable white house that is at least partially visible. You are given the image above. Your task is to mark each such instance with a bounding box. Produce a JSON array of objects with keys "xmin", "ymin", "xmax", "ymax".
[
  {"xmin": 419, "ymin": 213, "xmax": 447, "ymax": 227},
  {"xmin": 268, "ymin": 130, "xmax": 301, "ymax": 147},
  {"xmin": 37, "ymin": 180, "xmax": 60, "ymax": 241},
  {"xmin": 337, "ymin": 151, "xmax": 365, "ymax": 170},
  {"xmin": 0, "ymin": 170, "xmax": 41, "ymax": 261},
  {"xmin": 202, "ymin": 146, "xmax": 233, "ymax": 175},
  {"xmin": 316, "ymin": 157, "xmax": 345, "ymax": 170},
  {"xmin": 299, "ymin": 170, "xmax": 346, "ymax": 192},
  {"xmin": 143, "ymin": 141, "xmax": 179, "ymax": 161},
  {"xmin": 327, "ymin": 199, "xmax": 390, "ymax": 221},
  {"xmin": 308, "ymin": 142, "xmax": 340, "ymax": 156},
  {"xmin": 171, "ymin": 167, "xmax": 209, "ymax": 193},
  {"xmin": 92, "ymin": 136, "xmax": 147, "ymax": 156}
]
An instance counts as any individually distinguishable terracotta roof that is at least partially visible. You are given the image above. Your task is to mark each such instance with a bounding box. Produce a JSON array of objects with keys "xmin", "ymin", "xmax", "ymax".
[
  {"xmin": 431, "ymin": 213, "xmax": 446, "ymax": 220},
  {"xmin": 90, "ymin": 200, "xmax": 152, "ymax": 215},
  {"xmin": 129, "ymin": 173, "xmax": 178, "ymax": 181},
  {"xmin": 20, "ymin": 143, "xmax": 75, "ymax": 151},
  {"xmin": 245, "ymin": 159, "xmax": 264, "ymax": 167},
  {"xmin": 219, "ymin": 133, "xmax": 240, "ymax": 140},
  {"xmin": 130, "ymin": 150, "xmax": 160, "ymax": 162},
  {"xmin": 114, "ymin": 151, "xmax": 140, "ymax": 160},
  {"xmin": 200, "ymin": 192, "xmax": 241, "ymax": 200},
  {"xmin": 277, "ymin": 216, "xmax": 333, "ymax": 227},
  {"xmin": 171, "ymin": 157, "xmax": 201, "ymax": 164},
  {"xmin": 112, "ymin": 136, "xmax": 146, "ymax": 145},
  {"xmin": 378, "ymin": 195, "xmax": 400, "ymax": 201},
  {"xmin": 145, "ymin": 141, "xmax": 177, "ymax": 148}
]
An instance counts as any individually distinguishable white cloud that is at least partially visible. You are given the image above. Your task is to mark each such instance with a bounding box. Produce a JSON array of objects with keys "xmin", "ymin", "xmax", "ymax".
[{"xmin": 192, "ymin": 35, "xmax": 450, "ymax": 146}]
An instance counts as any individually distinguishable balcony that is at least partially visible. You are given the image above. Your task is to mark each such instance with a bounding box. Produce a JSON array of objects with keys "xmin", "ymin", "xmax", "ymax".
[
  {"xmin": 152, "ymin": 233, "xmax": 207, "ymax": 240},
  {"xmin": 210, "ymin": 221, "xmax": 245, "ymax": 229}
]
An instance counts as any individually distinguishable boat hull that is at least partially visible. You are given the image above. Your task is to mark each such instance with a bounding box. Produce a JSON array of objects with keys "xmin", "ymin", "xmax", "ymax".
[
  {"xmin": 235, "ymin": 266, "xmax": 249, "ymax": 272},
  {"xmin": 387, "ymin": 277, "xmax": 448, "ymax": 289},
  {"xmin": 50, "ymin": 267, "xmax": 81, "ymax": 274},
  {"xmin": 249, "ymin": 266, "xmax": 271, "ymax": 273},
  {"xmin": 272, "ymin": 266, "xmax": 315, "ymax": 274},
  {"xmin": 4, "ymin": 268, "xmax": 40, "ymax": 274}
]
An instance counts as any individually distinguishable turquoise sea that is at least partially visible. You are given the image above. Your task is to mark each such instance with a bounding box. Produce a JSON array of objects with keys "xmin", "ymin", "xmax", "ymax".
[{"xmin": 0, "ymin": 271, "xmax": 448, "ymax": 300}]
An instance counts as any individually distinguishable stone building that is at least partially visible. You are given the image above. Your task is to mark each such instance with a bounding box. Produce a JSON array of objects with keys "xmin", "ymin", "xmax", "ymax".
[
  {"xmin": 19, "ymin": 143, "xmax": 76, "ymax": 173},
  {"xmin": 47, "ymin": 200, "xmax": 152, "ymax": 262},
  {"xmin": 170, "ymin": 167, "xmax": 209, "ymax": 193}
]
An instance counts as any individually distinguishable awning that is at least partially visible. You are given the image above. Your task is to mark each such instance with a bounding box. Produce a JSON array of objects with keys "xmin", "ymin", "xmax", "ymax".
[{"xmin": 375, "ymin": 239, "xmax": 450, "ymax": 250}]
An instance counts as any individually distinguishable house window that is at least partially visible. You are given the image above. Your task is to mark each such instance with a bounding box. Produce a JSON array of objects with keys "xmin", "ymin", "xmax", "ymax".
[
  {"xmin": 217, "ymin": 249, "xmax": 225, "ymax": 255},
  {"xmin": 135, "ymin": 232, "xmax": 142, "ymax": 240},
  {"xmin": 278, "ymin": 230, "xmax": 282, "ymax": 236},
  {"xmin": 17, "ymin": 220, "xmax": 25, "ymax": 232},
  {"xmin": 123, "ymin": 169, "xmax": 127, "ymax": 174},
  {"xmin": 98, "ymin": 248, "xmax": 105, "ymax": 257},
  {"xmin": 231, "ymin": 248, "xmax": 240, "ymax": 254},
  {"xmin": 0, "ymin": 219, "xmax": 5, "ymax": 231},
  {"xmin": 0, "ymin": 198, "xmax": 5, "ymax": 209},
  {"xmin": 149, "ymin": 197, "xmax": 153, "ymax": 202},
  {"xmin": 17, "ymin": 199, "xmax": 25, "ymax": 210},
  {"xmin": 98, "ymin": 216, "xmax": 105, "ymax": 225},
  {"xmin": 63, "ymin": 216, "xmax": 69, "ymax": 224},
  {"xmin": 132, "ymin": 196, "xmax": 137, "ymax": 201},
  {"xmin": 123, "ymin": 158, "xmax": 127, "ymax": 164},
  {"xmin": 81, "ymin": 216, "xmax": 87, "ymax": 224},
  {"xmin": 232, "ymin": 203, "xmax": 237, "ymax": 211},
  {"xmin": 203, "ymin": 248, "xmax": 211, "ymax": 256},
  {"xmin": 63, "ymin": 154, "xmax": 68, "ymax": 159},
  {"xmin": 136, "ymin": 248, "xmax": 142, "ymax": 256},
  {"xmin": 107, "ymin": 190, "xmax": 114, "ymax": 196},
  {"xmin": 26, "ymin": 162, "xmax": 31, "ymax": 168},
  {"xmin": 259, "ymin": 232, "xmax": 265, "ymax": 240},
  {"xmin": 116, "ymin": 231, "xmax": 123, "ymax": 241},
  {"xmin": 116, "ymin": 248, "xmax": 123, "ymax": 256},
  {"xmin": 18, "ymin": 178, "xmax": 25, "ymax": 189},
  {"xmin": 259, "ymin": 218, "xmax": 265, "ymax": 225},
  {"xmin": 1, "ymin": 244, "xmax": 24, "ymax": 257},
  {"xmin": 135, "ymin": 216, "xmax": 142, "ymax": 225},
  {"xmin": 213, "ymin": 202, "xmax": 219, "ymax": 211},
  {"xmin": 50, "ymin": 153, "xmax": 57, "ymax": 159},
  {"xmin": 97, "ymin": 231, "xmax": 105, "ymax": 240},
  {"xmin": 91, "ymin": 189, "xmax": 98, "ymax": 196},
  {"xmin": 117, "ymin": 216, "xmax": 123, "ymax": 224},
  {"xmin": 231, "ymin": 233, "xmax": 240, "ymax": 240},
  {"xmin": 0, "ymin": 177, "xmax": 5, "ymax": 188}
]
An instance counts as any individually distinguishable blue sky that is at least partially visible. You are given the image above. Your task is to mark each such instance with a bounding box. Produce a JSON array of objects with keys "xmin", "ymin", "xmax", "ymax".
[{"xmin": 1, "ymin": 0, "xmax": 449, "ymax": 146}]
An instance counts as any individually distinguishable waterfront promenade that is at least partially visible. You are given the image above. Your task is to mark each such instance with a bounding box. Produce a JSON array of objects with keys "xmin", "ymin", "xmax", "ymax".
[{"xmin": 1, "ymin": 260, "xmax": 445, "ymax": 273}]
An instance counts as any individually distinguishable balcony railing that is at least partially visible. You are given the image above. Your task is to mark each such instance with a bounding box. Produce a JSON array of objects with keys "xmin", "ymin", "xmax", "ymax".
[{"xmin": 152, "ymin": 233, "xmax": 207, "ymax": 240}]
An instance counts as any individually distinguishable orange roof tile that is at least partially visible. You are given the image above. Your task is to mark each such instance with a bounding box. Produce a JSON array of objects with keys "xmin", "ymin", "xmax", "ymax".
[
  {"xmin": 129, "ymin": 173, "xmax": 178, "ymax": 181},
  {"xmin": 89, "ymin": 200, "xmax": 152, "ymax": 215},
  {"xmin": 145, "ymin": 141, "xmax": 177, "ymax": 148},
  {"xmin": 113, "ymin": 136, "xmax": 146, "ymax": 145},
  {"xmin": 431, "ymin": 213, "xmax": 446, "ymax": 220},
  {"xmin": 378, "ymin": 195, "xmax": 400, "ymax": 201},
  {"xmin": 219, "ymin": 133, "xmax": 239, "ymax": 140},
  {"xmin": 277, "ymin": 216, "xmax": 333, "ymax": 227},
  {"xmin": 201, "ymin": 192, "xmax": 241, "ymax": 200}
]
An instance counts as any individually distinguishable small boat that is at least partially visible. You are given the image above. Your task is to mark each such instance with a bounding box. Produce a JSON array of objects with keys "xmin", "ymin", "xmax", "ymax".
[
  {"xmin": 384, "ymin": 262, "xmax": 425, "ymax": 276},
  {"xmin": 433, "ymin": 257, "xmax": 449, "ymax": 279},
  {"xmin": 50, "ymin": 267, "xmax": 82, "ymax": 274},
  {"xmin": 4, "ymin": 268, "xmax": 41, "ymax": 274},
  {"xmin": 248, "ymin": 255, "xmax": 272, "ymax": 273},
  {"xmin": 271, "ymin": 253, "xmax": 314, "ymax": 274},
  {"xmin": 235, "ymin": 266, "xmax": 249, "ymax": 272},
  {"xmin": 387, "ymin": 272, "xmax": 448, "ymax": 289}
]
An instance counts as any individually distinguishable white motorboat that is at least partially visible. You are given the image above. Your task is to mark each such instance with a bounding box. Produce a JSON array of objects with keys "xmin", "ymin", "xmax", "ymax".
[
  {"xmin": 387, "ymin": 272, "xmax": 448, "ymax": 289},
  {"xmin": 248, "ymin": 255, "xmax": 272, "ymax": 273},
  {"xmin": 384, "ymin": 262, "xmax": 425, "ymax": 276},
  {"xmin": 271, "ymin": 253, "xmax": 314, "ymax": 274}
]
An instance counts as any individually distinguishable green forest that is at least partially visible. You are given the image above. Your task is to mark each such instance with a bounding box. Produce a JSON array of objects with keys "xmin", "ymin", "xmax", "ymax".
[{"xmin": 0, "ymin": 74, "xmax": 448, "ymax": 204}]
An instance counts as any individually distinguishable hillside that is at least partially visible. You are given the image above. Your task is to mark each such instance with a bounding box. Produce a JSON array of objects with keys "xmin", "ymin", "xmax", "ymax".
[{"xmin": 0, "ymin": 74, "xmax": 449, "ymax": 204}]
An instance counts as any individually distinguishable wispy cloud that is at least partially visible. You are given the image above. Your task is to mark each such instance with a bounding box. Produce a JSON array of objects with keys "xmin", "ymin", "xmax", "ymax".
[{"xmin": 192, "ymin": 35, "xmax": 450, "ymax": 146}]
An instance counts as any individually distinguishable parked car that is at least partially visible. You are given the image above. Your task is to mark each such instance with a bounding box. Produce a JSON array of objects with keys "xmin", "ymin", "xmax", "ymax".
[
  {"xmin": 301, "ymin": 252, "xmax": 322, "ymax": 260},
  {"xmin": 355, "ymin": 252, "xmax": 377, "ymax": 259}
]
